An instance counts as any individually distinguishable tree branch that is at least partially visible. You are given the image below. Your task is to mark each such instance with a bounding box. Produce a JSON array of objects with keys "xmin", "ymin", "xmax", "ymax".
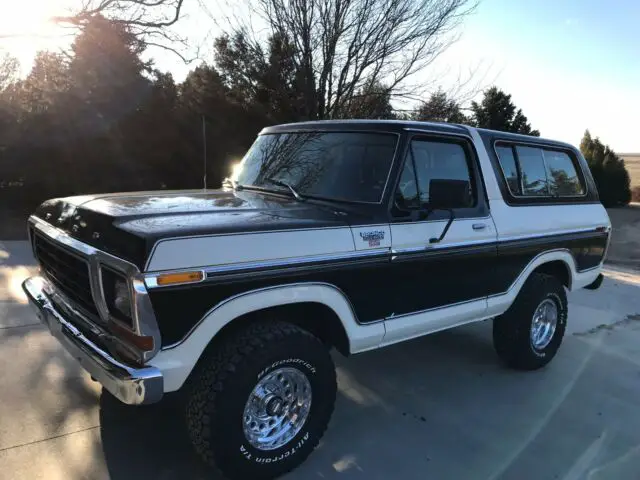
[
  {"xmin": 54, "ymin": 0, "xmax": 188, "ymax": 61},
  {"xmin": 216, "ymin": 0, "xmax": 479, "ymax": 119}
]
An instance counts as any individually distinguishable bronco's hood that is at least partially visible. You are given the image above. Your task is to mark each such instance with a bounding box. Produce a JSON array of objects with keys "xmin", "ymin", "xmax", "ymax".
[{"xmin": 33, "ymin": 189, "xmax": 357, "ymax": 270}]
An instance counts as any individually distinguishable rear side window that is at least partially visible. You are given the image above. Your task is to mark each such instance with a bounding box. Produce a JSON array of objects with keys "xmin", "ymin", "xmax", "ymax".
[
  {"xmin": 495, "ymin": 145, "xmax": 520, "ymax": 194},
  {"xmin": 544, "ymin": 150, "xmax": 584, "ymax": 196},
  {"xmin": 495, "ymin": 143, "xmax": 585, "ymax": 198},
  {"xmin": 516, "ymin": 146, "xmax": 549, "ymax": 196}
]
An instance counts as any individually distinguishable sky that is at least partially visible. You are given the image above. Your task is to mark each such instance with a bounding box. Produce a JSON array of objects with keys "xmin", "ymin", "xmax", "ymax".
[
  {"xmin": 437, "ymin": 0, "xmax": 640, "ymax": 152},
  {"xmin": 1, "ymin": 0, "xmax": 639, "ymax": 152}
]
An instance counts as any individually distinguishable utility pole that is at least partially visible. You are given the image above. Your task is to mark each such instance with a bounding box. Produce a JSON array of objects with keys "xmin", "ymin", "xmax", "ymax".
[{"xmin": 202, "ymin": 114, "xmax": 207, "ymax": 190}]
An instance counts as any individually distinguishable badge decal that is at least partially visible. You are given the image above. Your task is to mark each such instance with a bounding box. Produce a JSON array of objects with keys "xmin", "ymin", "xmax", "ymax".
[{"xmin": 360, "ymin": 230, "xmax": 385, "ymax": 247}]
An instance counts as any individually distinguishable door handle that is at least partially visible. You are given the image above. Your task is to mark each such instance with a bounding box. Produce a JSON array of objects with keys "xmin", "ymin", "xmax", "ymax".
[{"xmin": 472, "ymin": 223, "xmax": 487, "ymax": 231}]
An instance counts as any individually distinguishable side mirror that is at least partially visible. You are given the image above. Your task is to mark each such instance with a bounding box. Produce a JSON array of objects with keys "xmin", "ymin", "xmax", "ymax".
[
  {"xmin": 428, "ymin": 179, "xmax": 472, "ymax": 210},
  {"xmin": 426, "ymin": 179, "xmax": 471, "ymax": 244}
]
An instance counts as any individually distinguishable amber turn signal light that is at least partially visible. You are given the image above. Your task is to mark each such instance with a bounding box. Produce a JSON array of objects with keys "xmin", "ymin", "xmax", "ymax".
[
  {"xmin": 156, "ymin": 271, "xmax": 204, "ymax": 286},
  {"xmin": 109, "ymin": 320, "xmax": 155, "ymax": 351}
]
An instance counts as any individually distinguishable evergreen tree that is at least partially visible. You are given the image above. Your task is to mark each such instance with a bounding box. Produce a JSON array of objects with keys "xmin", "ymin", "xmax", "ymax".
[
  {"xmin": 414, "ymin": 89, "xmax": 467, "ymax": 123},
  {"xmin": 580, "ymin": 130, "xmax": 631, "ymax": 206},
  {"xmin": 341, "ymin": 82, "xmax": 395, "ymax": 119},
  {"xmin": 471, "ymin": 87, "xmax": 539, "ymax": 136}
]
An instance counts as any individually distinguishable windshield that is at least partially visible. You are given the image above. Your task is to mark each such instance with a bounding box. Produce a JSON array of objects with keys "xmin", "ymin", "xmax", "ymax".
[{"xmin": 233, "ymin": 131, "xmax": 398, "ymax": 203}]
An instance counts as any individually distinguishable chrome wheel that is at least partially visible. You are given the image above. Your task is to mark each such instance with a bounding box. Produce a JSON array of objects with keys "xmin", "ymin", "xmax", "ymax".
[
  {"xmin": 242, "ymin": 367, "xmax": 312, "ymax": 451},
  {"xmin": 530, "ymin": 298, "xmax": 558, "ymax": 350}
]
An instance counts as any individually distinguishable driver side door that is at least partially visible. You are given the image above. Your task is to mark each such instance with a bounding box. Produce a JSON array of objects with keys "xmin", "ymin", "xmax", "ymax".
[{"xmin": 382, "ymin": 133, "xmax": 498, "ymax": 345}]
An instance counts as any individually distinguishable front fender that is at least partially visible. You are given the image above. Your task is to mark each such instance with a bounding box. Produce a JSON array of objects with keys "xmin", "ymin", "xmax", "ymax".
[{"xmin": 149, "ymin": 282, "xmax": 385, "ymax": 392}]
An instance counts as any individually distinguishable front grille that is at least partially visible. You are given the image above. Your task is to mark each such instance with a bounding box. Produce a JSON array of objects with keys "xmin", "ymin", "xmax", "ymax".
[{"xmin": 33, "ymin": 233, "xmax": 99, "ymax": 318}]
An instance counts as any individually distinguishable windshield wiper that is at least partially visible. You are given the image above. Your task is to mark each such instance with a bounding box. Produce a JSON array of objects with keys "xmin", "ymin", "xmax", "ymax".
[
  {"xmin": 264, "ymin": 178, "xmax": 305, "ymax": 201},
  {"xmin": 222, "ymin": 177, "xmax": 243, "ymax": 191}
]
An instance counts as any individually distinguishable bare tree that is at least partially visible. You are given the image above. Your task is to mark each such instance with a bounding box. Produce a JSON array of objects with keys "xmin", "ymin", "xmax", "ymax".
[
  {"xmin": 54, "ymin": 0, "xmax": 190, "ymax": 61},
  {"xmin": 217, "ymin": 0, "xmax": 477, "ymax": 119}
]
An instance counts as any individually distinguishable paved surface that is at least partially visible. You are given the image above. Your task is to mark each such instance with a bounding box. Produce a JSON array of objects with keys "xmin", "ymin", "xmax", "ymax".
[
  {"xmin": 607, "ymin": 204, "xmax": 640, "ymax": 270},
  {"xmin": 2, "ymin": 240, "xmax": 640, "ymax": 480}
]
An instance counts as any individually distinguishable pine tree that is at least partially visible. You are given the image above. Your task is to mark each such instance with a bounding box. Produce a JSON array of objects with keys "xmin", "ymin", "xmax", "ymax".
[
  {"xmin": 580, "ymin": 130, "xmax": 631, "ymax": 206},
  {"xmin": 341, "ymin": 82, "xmax": 395, "ymax": 119},
  {"xmin": 414, "ymin": 89, "xmax": 467, "ymax": 123},
  {"xmin": 471, "ymin": 87, "xmax": 539, "ymax": 136}
]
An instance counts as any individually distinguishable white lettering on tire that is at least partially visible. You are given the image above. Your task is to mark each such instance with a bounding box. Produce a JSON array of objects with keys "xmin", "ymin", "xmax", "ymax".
[
  {"xmin": 257, "ymin": 358, "xmax": 316, "ymax": 379},
  {"xmin": 242, "ymin": 432, "xmax": 310, "ymax": 464}
]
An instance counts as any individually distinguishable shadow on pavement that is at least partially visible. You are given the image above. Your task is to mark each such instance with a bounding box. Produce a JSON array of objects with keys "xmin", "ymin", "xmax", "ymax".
[
  {"xmin": 96, "ymin": 324, "xmax": 511, "ymax": 479},
  {"xmin": 99, "ymin": 392, "xmax": 215, "ymax": 480},
  {"xmin": 84, "ymin": 322, "xmax": 640, "ymax": 479},
  {"xmin": 96, "ymin": 325, "xmax": 499, "ymax": 479}
]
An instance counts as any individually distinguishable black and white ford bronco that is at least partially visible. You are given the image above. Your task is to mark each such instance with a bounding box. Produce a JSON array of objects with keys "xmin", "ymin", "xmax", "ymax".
[{"xmin": 23, "ymin": 120, "xmax": 610, "ymax": 479}]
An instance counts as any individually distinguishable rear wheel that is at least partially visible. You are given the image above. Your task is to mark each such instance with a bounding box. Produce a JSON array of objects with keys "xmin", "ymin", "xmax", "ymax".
[
  {"xmin": 185, "ymin": 321, "xmax": 336, "ymax": 479},
  {"xmin": 493, "ymin": 273, "xmax": 567, "ymax": 370}
]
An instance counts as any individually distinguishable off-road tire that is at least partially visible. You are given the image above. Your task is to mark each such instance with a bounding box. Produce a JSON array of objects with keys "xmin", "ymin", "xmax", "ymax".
[
  {"xmin": 493, "ymin": 273, "xmax": 567, "ymax": 370},
  {"xmin": 184, "ymin": 321, "xmax": 337, "ymax": 479}
]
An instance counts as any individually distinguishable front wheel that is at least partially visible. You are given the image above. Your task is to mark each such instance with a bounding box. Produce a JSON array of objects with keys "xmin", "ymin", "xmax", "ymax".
[
  {"xmin": 493, "ymin": 273, "xmax": 568, "ymax": 370},
  {"xmin": 185, "ymin": 321, "xmax": 337, "ymax": 479}
]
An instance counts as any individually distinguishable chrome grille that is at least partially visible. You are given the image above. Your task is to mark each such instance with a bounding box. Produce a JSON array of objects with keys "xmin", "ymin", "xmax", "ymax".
[{"xmin": 33, "ymin": 233, "xmax": 99, "ymax": 318}]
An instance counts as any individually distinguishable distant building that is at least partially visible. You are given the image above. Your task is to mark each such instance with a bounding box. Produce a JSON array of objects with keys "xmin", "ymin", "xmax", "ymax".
[{"xmin": 620, "ymin": 153, "xmax": 640, "ymax": 188}]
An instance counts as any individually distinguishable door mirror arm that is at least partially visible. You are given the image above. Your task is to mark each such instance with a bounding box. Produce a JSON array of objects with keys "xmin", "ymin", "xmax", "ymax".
[
  {"xmin": 425, "ymin": 178, "xmax": 469, "ymax": 244},
  {"xmin": 428, "ymin": 207, "xmax": 455, "ymax": 244}
]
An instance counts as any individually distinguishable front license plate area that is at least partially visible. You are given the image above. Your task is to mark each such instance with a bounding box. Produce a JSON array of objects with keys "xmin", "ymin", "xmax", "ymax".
[{"xmin": 29, "ymin": 301, "xmax": 62, "ymax": 337}]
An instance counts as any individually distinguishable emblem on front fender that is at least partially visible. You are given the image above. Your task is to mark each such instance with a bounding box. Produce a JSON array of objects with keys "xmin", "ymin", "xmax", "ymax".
[{"xmin": 360, "ymin": 230, "xmax": 385, "ymax": 247}]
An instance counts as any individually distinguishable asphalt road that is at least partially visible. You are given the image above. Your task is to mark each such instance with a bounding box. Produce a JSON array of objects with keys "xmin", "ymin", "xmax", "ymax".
[{"xmin": 2, "ymin": 240, "xmax": 640, "ymax": 480}]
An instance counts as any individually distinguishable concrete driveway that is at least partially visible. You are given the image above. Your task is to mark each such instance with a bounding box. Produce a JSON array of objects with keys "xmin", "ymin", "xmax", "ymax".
[{"xmin": 1, "ymin": 240, "xmax": 640, "ymax": 480}]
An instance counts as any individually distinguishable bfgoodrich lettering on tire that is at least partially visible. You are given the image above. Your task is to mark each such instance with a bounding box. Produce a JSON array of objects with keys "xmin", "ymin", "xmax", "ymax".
[
  {"xmin": 184, "ymin": 321, "xmax": 337, "ymax": 480},
  {"xmin": 493, "ymin": 273, "xmax": 568, "ymax": 370}
]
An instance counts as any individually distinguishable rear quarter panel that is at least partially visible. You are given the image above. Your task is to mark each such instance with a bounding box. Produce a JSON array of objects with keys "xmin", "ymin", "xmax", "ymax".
[{"xmin": 467, "ymin": 126, "xmax": 611, "ymax": 298}]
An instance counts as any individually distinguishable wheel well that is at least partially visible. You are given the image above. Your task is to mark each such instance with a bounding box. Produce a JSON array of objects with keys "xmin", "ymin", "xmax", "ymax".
[
  {"xmin": 533, "ymin": 261, "xmax": 571, "ymax": 289},
  {"xmin": 205, "ymin": 302, "xmax": 351, "ymax": 356}
]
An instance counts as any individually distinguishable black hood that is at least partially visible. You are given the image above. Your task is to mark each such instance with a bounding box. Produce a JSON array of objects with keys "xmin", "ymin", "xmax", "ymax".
[{"xmin": 33, "ymin": 189, "xmax": 362, "ymax": 270}]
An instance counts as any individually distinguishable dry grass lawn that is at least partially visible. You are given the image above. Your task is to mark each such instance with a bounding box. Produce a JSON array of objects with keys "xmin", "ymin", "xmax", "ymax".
[{"xmin": 621, "ymin": 155, "xmax": 640, "ymax": 188}]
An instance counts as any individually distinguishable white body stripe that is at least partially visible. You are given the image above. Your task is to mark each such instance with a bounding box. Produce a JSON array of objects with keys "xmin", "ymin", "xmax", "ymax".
[
  {"xmin": 381, "ymin": 299, "xmax": 489, "ymax": 347},
  {"xmin": 146, "ymin": 228, "xmax": 356, "ymax": 271},
  {"xmin": 490, "ymin": 200, "xmax": 609, "ymax": 240},
  {"xmin": 390, "ymin": 217, "xmax": 495, "ymax": 251}
]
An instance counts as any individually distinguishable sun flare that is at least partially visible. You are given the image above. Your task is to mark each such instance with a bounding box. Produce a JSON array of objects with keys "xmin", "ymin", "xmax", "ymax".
[{"xmin": 0, "ymin": 0, "xmax": 74, "ymax": 73}]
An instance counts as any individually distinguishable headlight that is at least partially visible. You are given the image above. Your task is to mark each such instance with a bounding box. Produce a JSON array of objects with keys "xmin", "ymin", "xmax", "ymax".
[
  {"xmin": 113, "ymin": 278, "xmax": 132, "ymax": 318},
  {"xmin": 102, "ymin": 268, "xmax": 133, "ymax": 326}
]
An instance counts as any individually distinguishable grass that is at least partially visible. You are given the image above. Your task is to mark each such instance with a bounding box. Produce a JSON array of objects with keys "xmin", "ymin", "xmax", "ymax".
[{"xmin": 622, "ymin": 156, "xmax": 640, "ymax": 188}]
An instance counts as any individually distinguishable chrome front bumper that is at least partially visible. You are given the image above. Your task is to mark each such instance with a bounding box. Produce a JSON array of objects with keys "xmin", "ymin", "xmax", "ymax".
[{"xmin": 22, "ymin": 276, "xmax": 164, "ymax": 405}]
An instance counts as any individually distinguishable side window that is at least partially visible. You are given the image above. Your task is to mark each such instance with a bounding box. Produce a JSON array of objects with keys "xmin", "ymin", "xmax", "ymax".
[
  {"xmin": 495, "ymin": 142, "xmax": 586, "ymax": 199},
  {"xmin": 495, "ymin": 145, "xmax": 521, "ymax": 195},
  {"xmin": 396, "ymin": 138, "xmax": 475, "ymax": 210},
  {"xmin": 396, "ymin": 156, "xmax": 420, "ymax": 209},
  {"xmin": 515, "ymin": 146, "xmax": 549, "ymax": 196},
  {"xmin": 544, "ymin": 150, "xmax": 585, "ymax": 196}
]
